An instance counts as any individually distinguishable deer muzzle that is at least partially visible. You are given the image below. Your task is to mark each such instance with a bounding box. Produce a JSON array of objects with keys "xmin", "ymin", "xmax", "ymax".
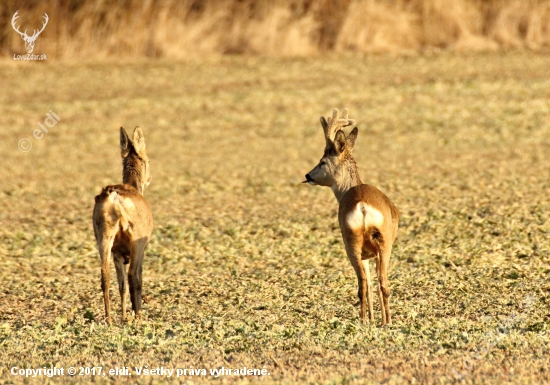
[{"xmin": 303, "ymin": 174, "xmax": 316, "ymax": 185}]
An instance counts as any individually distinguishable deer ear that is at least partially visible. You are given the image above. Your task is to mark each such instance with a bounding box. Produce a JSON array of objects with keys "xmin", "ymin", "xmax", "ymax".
[
  {"xmin": 334, "ymin": 130, "xmax": 347, "ymax": 154},
  {"xmin": 132, "ymin": 126, "xmax": 146, "ymax": 153},
  {"xmin": 120, "ymin": 127, "xmax": 130, "ymax": 158},
  {"xmin": 346, "ymin": 127, "xmax": 358, "ymax": 151}
]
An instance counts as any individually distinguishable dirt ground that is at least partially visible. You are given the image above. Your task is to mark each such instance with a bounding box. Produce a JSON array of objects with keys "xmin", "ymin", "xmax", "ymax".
[{"xmin": 0, "ymin": 52, "xmax": 549, "ymax": 384}]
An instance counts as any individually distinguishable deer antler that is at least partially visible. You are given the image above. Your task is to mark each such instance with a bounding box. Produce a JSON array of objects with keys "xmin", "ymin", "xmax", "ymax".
[
  {"xmin": 11, "ymin": 11, "xmax": 27, "ymax": 39},
  {"xmin": 30, "ymin": 13, "xmax": 49, "ymax": 40},
  {"xmin": 11, "ymin": 11, "xmax": 48, "ymax": 41},
  {"xmin": 320, "ymin": 108, "xmax": 356, "ymax": 147}
]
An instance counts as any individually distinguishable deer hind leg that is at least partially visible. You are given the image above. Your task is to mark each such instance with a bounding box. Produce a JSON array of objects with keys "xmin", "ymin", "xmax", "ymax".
[
  {"xmin": 344, "ymin": 236, "xmax": 371, "ymax": 323},
  {"xmin": 128, "ymin": 247, "xmax": 140, "ymax": 317},
  {"xmin": 361, "ymin": 259, "xmax": 374, "ymax": 322},
  {"xmin": 128, "ymin": 241, "xmax": 146, "ymax": 318},
  {"xmin": 376, "ymin": 245, "xmax": 392, "ymax": 325},
  {"xmin": 113, "ymin": 253, "xmax": 128, "ymax": 322},
  {"xmin": 96, "ymin": 233, "xmax": 115, "ymax": 325},
  {"xmin": 374, "ymin": 254, "xmax": 386, "ymax": 326}
]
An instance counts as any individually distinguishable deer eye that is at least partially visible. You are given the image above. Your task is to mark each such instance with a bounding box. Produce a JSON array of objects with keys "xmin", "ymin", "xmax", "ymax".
[{"xmin": 319, "ymin": 161, "xmax": 326, "ymax": 166}]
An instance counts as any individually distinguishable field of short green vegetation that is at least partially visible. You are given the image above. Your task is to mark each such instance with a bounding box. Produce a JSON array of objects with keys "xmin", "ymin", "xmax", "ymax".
[{"xmin": 0, "ymin": 52, "xmax": 549, "ymax": 384}]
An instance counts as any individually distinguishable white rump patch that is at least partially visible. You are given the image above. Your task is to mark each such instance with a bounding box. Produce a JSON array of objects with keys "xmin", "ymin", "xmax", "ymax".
[
  {"xmin": 119, "ymin": 197, "xmax": 136, "ymax": 214},
  {"xmin": 105, "ymin": 191, "xmax": 135, "ymax": 231},
  {"xmin": 346, "ymin": 203, "xmax": 384, "ymax": 230},
  {"xmin": 107, "ymin": 191, "xmax": 119, "ymax": 202},
  {"xmin": 107, "ymin": 191, "xmax": 135, "ymax": 214}
]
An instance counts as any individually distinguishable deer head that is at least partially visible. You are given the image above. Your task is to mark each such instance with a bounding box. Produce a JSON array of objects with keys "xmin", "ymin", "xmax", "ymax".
[
  {"xmin": 304, "ymin": 108, "xmax": 358, "ymax": 185},
  {"xmin": 12, "ymin": 11, "xmax": 49, "ymax": 54},
  {"xmin": 120, "ymin": 127, "xmax": 151, "ymax": 194},
  {"xmin": 304, "ymin": 108, "xmax": 361, "ymax": 201}
]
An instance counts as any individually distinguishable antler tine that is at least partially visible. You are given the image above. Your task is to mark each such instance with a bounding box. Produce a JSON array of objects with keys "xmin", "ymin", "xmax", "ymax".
[
  {"xmin": 31, "ymin": 13, "xmax": 48, "ymax": 38},
  {"xmin": 11, "ymin": 11, "xmax": 27, "ymax": 38},
  {"xmin": 41, "ymin": 13, "xmax": 49, "ymax": 30},
  {"xmin": 341, "ymin": 108, "xmax": 356, "ymax": 127},
  {"xmin": 322, "ymin": 108, "xmax": 356, "ymax": 146}
]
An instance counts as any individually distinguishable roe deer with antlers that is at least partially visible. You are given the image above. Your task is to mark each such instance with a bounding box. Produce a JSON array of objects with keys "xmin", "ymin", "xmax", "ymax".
[
  {"xmin": 93, "ymin": 127, "xmax": 153, "ymax": 325},
  {"xmin": 303, "ymin": 109, "xmax": 399, "ymax": 325}
]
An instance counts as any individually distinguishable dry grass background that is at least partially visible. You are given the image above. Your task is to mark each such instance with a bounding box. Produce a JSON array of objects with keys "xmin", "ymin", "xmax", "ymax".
[
  {"xmin": 2, "ymin": 0, "xmax": 550, "ymax": 58},
  {"xmin": 0, "ymin": 51, "xmax": 550, "ymax": 383}
]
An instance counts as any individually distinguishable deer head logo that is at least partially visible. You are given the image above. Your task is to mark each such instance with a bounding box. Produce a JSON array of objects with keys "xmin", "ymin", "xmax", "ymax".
[{"xmin": 11, "ymin": 11, "xmax": 49, "ymax": 54}]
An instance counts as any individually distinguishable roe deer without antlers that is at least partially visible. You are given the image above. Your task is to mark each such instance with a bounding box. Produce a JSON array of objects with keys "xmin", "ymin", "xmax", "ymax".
[
  {"xmin": 303, "ymin": 109, "xmax": 399, "ymax": 325},
  {"xmin": 93, "ymin": 127, "xmax": 153, "ymax": 325}
]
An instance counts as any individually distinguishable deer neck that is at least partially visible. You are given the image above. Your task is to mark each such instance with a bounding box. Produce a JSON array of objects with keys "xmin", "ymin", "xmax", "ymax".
[
  {"xmin": 122, "ymin": 157, "xmax": 144, "ymax": 194},
  {"xmin": 331, "ymin": 158, "xmax": 362, "ymax": 204}
]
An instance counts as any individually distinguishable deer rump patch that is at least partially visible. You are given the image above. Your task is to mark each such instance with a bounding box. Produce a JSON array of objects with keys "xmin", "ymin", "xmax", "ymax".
[
  {"xmin": 95, "ymin": 186, "xmax": 137, "ymax": 233},
  {"xmin": 345, "ymin": 203, "xmax": 384, "ymax": 230}
]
